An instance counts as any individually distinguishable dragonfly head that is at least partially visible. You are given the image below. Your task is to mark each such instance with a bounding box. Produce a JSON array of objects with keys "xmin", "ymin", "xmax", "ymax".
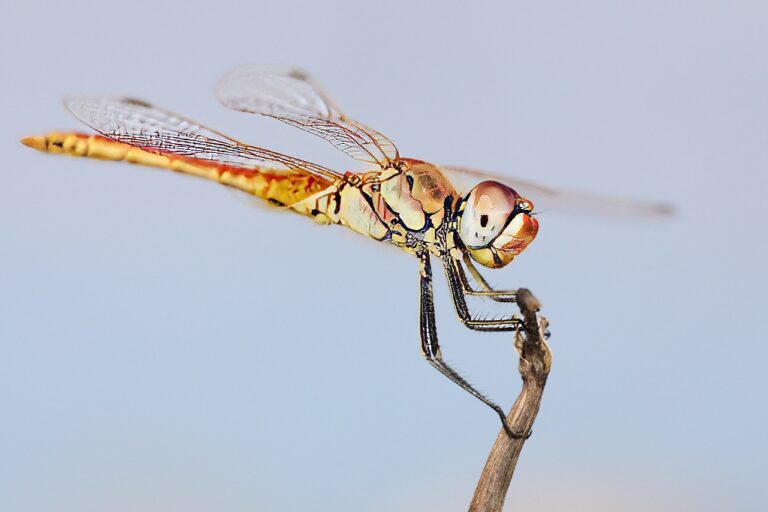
[{"xmin": 457, "ymin": 180, "xmax": 538, "ymax": 269}]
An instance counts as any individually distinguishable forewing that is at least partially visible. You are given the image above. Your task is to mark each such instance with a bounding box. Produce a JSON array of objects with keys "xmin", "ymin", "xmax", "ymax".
[
  {"xmin": 216, "ymin": 64, "xmax": 399, "ymax": 166},
  {"xmin": 439, "ymin": 165, "xmax": 674, "ymax": 217},
  {"xmin": 64, "ymin": 95, "xmax": 342, "ymax": 181}
]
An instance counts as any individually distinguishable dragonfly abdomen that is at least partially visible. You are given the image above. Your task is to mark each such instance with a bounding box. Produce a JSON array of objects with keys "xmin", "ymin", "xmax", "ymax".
[{"xmin": 22, "ymin": 132, "xmax": 333, "ymax": 217}]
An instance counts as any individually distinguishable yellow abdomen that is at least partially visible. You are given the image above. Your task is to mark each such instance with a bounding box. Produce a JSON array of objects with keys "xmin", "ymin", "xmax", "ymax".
[{"xmin": 21, "ymin": 132, "xmax": 333, "ymax": 218}]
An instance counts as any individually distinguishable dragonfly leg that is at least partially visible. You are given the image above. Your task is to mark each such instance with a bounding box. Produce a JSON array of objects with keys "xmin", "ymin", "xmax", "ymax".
[
  {"xmin": 460, "ymin": 253, "xmax": 517, "ymax": 302},
  {"xmin": 418, "ymin": 252, "xmax": 527, "ymax": 438},
  {"xmin": 444, "ymin": 257, "xmax": 523, "ymax": 332}
]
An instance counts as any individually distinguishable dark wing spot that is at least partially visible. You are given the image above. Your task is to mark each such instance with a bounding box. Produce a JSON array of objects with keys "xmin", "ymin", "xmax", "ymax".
[
  {"xmin": 122, "ymin": 97, "xmax": 153, "ymax": 108},
  {"xmin": 288, "ymin": 69, "xmax": 310, "ymax": 81},
  {"xmin": 480, "ymin": 214, "xmax": 489, "ymax": 228}
]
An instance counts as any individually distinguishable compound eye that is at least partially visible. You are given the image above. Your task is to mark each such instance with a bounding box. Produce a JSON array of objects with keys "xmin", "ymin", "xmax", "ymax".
[{"xmin": 459, "ymin": 180, "xmax": 518, "ymax": 249}]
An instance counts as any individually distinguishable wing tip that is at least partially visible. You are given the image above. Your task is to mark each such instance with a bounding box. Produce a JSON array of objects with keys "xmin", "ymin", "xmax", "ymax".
[
  {"xmin": 650, "ymin": 202, "xmax": 676, "ymax": 216},
  {"xmin": 215, "ymin": 63, "xmax": 314, "ymax": 104}
]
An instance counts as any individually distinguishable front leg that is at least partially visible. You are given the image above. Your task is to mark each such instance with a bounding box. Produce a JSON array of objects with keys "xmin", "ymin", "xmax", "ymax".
[
  {"xmin": 444, "ymin": 256, "xmax": 522, "ymax": 332},
  {"xmin": 418, "ymin": 252, "xmax": 526, "ymax": 438},
  {"xmin": 460, "ymin": 253, "xmax": 517, "ymax": 303}
]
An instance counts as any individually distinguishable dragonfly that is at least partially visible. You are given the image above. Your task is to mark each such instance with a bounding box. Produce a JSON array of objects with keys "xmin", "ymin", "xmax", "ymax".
[{"xmin": 22, "ymin": 65, "xmax": 670, "ymax": 436}]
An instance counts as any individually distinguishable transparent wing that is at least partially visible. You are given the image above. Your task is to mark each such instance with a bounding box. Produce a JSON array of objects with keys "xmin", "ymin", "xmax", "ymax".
[
  {"xmin": 64, "ymin": 95, "xmax": 343, "ymax": 181},
  {"xmin": 439, "ymin": 165, "xmax": 674, "ymax": 217},
  {"xmin": 215, "ymin": 64, "xmax": 399, "ymax": 167}
]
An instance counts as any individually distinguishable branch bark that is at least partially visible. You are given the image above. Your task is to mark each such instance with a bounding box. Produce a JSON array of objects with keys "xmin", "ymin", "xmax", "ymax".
[{"xmin": 469, "ymin": 288, "xmax": 552, "ymax": 512}]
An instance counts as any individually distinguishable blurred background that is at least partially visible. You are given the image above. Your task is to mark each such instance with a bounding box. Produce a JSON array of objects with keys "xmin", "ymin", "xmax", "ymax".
[{"xmin": 1, "ymin": 1, "xmax": 766, "ymax": 511}]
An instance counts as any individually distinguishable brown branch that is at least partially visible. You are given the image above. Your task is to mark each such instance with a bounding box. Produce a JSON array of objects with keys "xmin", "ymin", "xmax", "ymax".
[{"xmin": 469, "ymin": 288, "xmax": 552, "ymax": 512}]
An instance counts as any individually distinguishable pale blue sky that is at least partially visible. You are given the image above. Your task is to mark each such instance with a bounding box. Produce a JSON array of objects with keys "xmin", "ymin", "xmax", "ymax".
[{"xmin": 2, "ymin": 1, "xmax": 766, "ymax": 511}]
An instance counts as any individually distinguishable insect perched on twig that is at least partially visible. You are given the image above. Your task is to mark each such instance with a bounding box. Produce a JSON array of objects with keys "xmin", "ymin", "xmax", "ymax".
[{"xmin": 22, "ymin": 65, "xmax": 669, "ymax": 436}]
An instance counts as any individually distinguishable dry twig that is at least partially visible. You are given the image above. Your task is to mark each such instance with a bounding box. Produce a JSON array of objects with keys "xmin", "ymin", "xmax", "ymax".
[{"xmin": 469, "ymin": 288, "xmax": 552, "ymax": 512}]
